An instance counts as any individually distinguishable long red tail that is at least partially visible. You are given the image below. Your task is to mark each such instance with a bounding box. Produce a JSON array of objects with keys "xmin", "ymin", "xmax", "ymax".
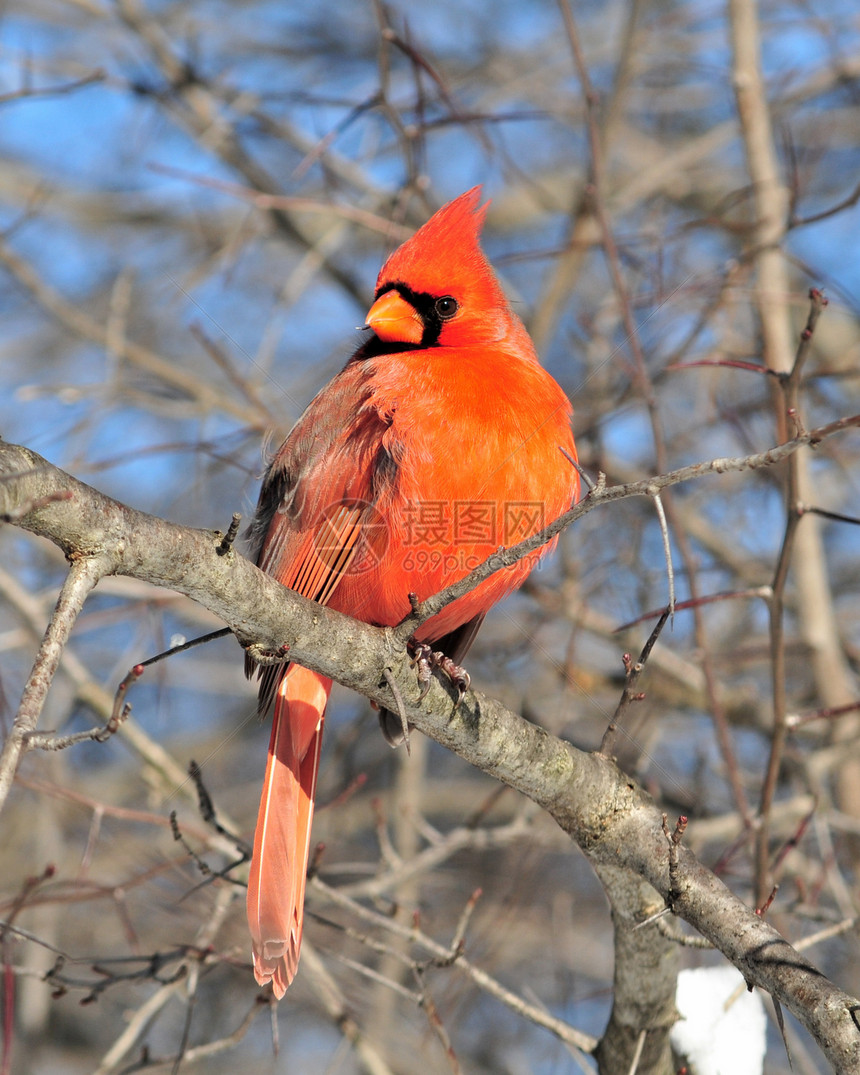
[{"xmin": 247, "ymin": 664, "xmax": 332, "ymax": 997}]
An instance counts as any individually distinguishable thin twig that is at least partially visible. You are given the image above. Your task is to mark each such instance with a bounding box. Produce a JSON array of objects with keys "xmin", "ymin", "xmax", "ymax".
[
  {"xmin": 651, "ymin": 490, "xmax": 675, "ymax": 618},
  {"xmin": 790, "ymin": 181, "xmax": 860, "ymax": 228},
  {"xmin": 216, "ymin": 513, "xmax": 242, "ymax": 556},
  {"xmin": 788, "ymin": 700, "xmax": 860, "ymax": 731},
  {"xmin": 599, "ymin": 608, "xmax": 671, "ymax": 757},
  {"xmin": 797, "ymin": 505, "xmax": 860, "ymax": 527},
  {"xmin": 392, "ymin": 414, "xmax": 860, "ymax": 644},
  {"xmin": 310, "ymin": 877, "xmax": 597, "ymax": 1053},
  {"xmin": 755, "ymin": 288, "xmax": 830, "ymax": 905},
  {"xmin": 662, "ymin": 813, "xmax": 688, "ymax": 911},
  {"xmin": 0, "ymin": 490, "xmax": 72, "ymax": 522},
  {"xmin": 0, "ymin": 556, "xmax": 111, "ymax": 812},
  {"xmin": 23, "ymin": 700, "xmax": 130, "ymax": 750},
  {"xmin": 626, "ymin": 1029, "xmax": 647, "ymax": 1075},
  {"xmin": 652, "ymin": 916, "xmax": 714, "ymax": 949},
  {"xmin": 33, "ymin": 630, "xmax": 234, "ymax": 757},
  {"xmin": 382, "ymin": 667, "xmax": 411, "ymax": 754}
]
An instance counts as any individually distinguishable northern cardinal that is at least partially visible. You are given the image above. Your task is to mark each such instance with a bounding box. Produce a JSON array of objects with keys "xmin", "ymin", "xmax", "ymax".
[{"xmin": 245, "ymin": 187, "xmax": 578, "ymax": 997}]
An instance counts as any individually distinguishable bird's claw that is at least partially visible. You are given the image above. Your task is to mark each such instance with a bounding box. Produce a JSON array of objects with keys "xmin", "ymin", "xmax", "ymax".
[
  {"xmin": 243, "ymin": 641, "xmax": 290, "ymax": 666},
  {"xmin": 410, "ymin": 642, "xmax": 471, "ymax": 709}
]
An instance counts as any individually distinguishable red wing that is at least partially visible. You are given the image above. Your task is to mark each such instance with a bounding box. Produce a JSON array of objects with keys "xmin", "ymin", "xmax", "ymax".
[
  {"xmin": 261, "ymin": 499, "xmax": 368, "ymax": 605},
  {"xmin": 246, "ymin": 361, "xmax": 394, "ymax": 706}
]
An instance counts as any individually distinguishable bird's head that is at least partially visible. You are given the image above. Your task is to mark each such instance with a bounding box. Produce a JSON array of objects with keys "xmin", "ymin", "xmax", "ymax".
[{"xmin": 365, "ymin": 187, "xmax": 513, "ymax": 350}]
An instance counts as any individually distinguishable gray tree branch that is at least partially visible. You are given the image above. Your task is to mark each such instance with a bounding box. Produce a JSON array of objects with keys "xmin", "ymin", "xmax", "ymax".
[{"xmin": 2, "ymin": 438, "xmax": 860, "ymax": 1070}]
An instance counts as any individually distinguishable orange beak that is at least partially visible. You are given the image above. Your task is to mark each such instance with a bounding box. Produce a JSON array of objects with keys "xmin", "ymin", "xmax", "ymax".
[{"xmin": 365, "ymin": 289, "xmax": 424, "ymax": 345}]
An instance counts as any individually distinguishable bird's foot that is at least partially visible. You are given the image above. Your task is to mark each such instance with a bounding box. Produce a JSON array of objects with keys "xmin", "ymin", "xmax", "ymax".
[
  {"xmin": 243, "ymin": 641, "xmax": 290, "ymax": 666},
  {"xmin": 409, "ymin": 641, "xmax": 471, "ymax": 709}
]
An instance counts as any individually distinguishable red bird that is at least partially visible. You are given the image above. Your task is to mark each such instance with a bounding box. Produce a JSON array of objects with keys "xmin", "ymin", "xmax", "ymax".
[{"xmin": 245, "ymin": 187, "xmax": 578, "ymax": 997}]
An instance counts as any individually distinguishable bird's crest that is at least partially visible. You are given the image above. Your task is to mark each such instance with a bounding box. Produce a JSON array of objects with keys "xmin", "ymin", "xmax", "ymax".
[{"xmin": 376, "ymin": 188, "xmax": 492, "ymax": 290}]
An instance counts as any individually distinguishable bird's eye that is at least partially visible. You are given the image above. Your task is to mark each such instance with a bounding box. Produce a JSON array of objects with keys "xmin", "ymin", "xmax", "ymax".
[{"xmin": 435, "ymin": 296, "xmax": 458, "ymax": 320}]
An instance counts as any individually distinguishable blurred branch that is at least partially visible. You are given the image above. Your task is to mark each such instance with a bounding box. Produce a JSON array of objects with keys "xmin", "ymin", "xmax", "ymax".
[
  {"xmin": 311, "ymin": 877, "xmax": 598, "ymax": 1055},
  {"xmin": 756, "ymin": 290, "xmax": 831, "ymax": 901},
  {"xmin": 790, "ymin": 180, "xmax": 860, "ymax": 228},
  {"xmin": 341, "ymin": 811, "xmax": 532, "ymax": 901},
  {"xmin": 563, "ymin": 0, "xmax": 756, "ymax": 845},
  {"xmin": 0, "ymin": 239, "xmax": 266, "ymax": 428},
  {"xmin": 730, "ymin": 0, "xmax": 860, "ymax": 905},
  {"xmin": 148, "ymin": 166, "xmax": 412, "ymax": 242},
  {"xmin": 0, "ymin": 69, "xmax": 105, "ymax": 106},
  {"xmin": 300, "ymin": 942, "xmax": 397, "ymax": 1075},
  {"xmin": 115, "ymin": 0, "xmax": 367, "ymax": 306}
]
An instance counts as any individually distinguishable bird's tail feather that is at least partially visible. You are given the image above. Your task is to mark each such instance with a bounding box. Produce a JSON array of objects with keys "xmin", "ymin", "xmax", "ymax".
[{"xmin": 247, "ymin": 664, "xmax": 331, "ymax": 997}]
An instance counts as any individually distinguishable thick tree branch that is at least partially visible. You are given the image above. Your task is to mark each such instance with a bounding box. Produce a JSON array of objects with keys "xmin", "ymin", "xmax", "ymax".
[{"xmin": 2, "ymin": 438, "xmax": 860, "ymax": 1069}]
